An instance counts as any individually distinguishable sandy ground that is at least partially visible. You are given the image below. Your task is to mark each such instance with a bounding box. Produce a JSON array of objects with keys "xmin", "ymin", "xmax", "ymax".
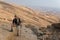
[
  {"xmin": 0, "ymin": 22, "xmax": 14, "ymax": 40},
  {"xmin": 0, "ymin": 21, "xmax": 60, "ymax": 40},
  {"xmin": 12, "ymin": 24, "xmax": 37, "ymax": 40},
  {"xmin": 0, "ymin": 21, "xmax": 37, "ymax": 40}
]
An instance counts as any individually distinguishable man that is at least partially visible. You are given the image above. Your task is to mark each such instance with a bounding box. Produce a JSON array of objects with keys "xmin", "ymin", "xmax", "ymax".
[{"xmin": 10, "ymin": 15, "xmax": 21, "ymax": 36}]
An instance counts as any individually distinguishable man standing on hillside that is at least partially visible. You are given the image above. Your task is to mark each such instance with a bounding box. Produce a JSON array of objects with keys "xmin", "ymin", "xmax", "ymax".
[{"xmin": 10, "ymin": 15, "xmax": 21, "ymax": 36}]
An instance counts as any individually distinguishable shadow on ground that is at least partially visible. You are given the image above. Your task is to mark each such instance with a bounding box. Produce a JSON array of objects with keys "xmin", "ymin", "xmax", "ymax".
[{"xmin": 0, "ymin": 27, "xmax": 11, "ymax": 32}]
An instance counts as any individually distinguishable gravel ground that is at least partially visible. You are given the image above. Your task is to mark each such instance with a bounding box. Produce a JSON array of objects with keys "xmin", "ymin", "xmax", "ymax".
[{"xmin": 0, "ymin": 22, "xmax": 14, "ymax": 40}]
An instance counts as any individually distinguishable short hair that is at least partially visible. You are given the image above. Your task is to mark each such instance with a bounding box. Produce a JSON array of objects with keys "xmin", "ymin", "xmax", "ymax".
[{"xmin": 14, "ymin": 15, "xmax": 17, "ymax": 17}]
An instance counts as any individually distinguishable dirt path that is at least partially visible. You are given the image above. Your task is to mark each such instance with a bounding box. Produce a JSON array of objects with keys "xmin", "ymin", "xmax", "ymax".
[
  {"xmin": 0, "ymin": 22, "xmax": 14, "ymax": 40},
  {"xmin": 0, "ymin": 22, "xmax": 37, "ymax": 40},
  {"xmin": 12, "ymin": 25, "xmax": 37, "ymax": 40}
]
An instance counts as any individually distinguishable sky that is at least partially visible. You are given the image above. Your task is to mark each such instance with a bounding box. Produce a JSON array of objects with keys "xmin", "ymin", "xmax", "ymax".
[{"xmin": 2, "ymin": 0, "xmax": 60, "ymax": 9}]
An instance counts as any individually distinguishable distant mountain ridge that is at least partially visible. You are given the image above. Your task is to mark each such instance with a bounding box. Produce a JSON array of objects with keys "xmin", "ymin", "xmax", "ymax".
[{"xmin": 31, "ymin": 6, "xmax": 60, "ymax": 17}]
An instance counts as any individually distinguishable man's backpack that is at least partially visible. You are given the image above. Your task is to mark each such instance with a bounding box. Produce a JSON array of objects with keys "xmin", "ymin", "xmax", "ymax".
[{"xmin": 13, "ymin": 18, "xmax": 21, "ymax": 26}]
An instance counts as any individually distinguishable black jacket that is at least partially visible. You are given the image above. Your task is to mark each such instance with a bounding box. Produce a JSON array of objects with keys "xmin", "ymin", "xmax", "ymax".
[{"xmin": 13, "ymin": 18, "xmax": 21, "ymax": 26}]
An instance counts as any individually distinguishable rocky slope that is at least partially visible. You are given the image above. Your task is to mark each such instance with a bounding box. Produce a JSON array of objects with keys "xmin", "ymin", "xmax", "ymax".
[{"xmin": 0, "ymin": 1, "xmax": 60, "ymax": 40}]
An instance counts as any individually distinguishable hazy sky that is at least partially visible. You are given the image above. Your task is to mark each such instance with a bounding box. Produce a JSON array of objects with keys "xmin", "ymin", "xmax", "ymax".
[{"xmin": 3, "ymin": 0, "xmax": 60, "ymax": 8}]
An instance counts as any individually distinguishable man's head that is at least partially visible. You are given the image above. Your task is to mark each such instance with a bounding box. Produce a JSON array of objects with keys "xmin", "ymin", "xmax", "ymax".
[
  {"xmin": 15, "ymin": 15, "xmax": 17, "ymax": 17},
  {"xmin": 14, "ymin": 15, "xmax": 18, "ymax": 18},
  {"xmin": 14, "ymin": 15, "xmax": 19, "ymax": 19}
]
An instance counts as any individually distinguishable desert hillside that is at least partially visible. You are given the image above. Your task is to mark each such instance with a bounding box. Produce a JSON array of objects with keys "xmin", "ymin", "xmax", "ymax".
[
  {"xmin": 0, "ymin": 1, "xmax": 59, "ymax": 28},
  {"xmin": 0, "ymin": 1, "xmax": 60, "ymax": 40}
]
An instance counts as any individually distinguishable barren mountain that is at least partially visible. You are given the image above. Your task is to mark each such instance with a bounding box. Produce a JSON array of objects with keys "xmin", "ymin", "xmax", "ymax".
[
  {"xmin": 0, "ymin": 1, "xmax": 59, "ymax": 28},
  {"xmin": 0, "ymin": 1, "xmax": 60, "ymax": 40}
]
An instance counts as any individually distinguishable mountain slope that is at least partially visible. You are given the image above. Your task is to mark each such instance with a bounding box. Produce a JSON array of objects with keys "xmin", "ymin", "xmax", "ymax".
[{"xmin": 0, "ymin": 1, "xmax": 59, "ymax": 27}]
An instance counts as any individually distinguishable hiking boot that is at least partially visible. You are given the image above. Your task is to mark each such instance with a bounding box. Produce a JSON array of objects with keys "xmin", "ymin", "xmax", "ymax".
[
  {"xmin": 10, "ymin": 29, "xmax": 13, "ymax": 32},
  {"xmin": 16, "ymin": 34, "xmax": 19, "ymax": 36},
  {"xmin": 16, "ymin": 33, "xmax": 19, "ymax": 36}
]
